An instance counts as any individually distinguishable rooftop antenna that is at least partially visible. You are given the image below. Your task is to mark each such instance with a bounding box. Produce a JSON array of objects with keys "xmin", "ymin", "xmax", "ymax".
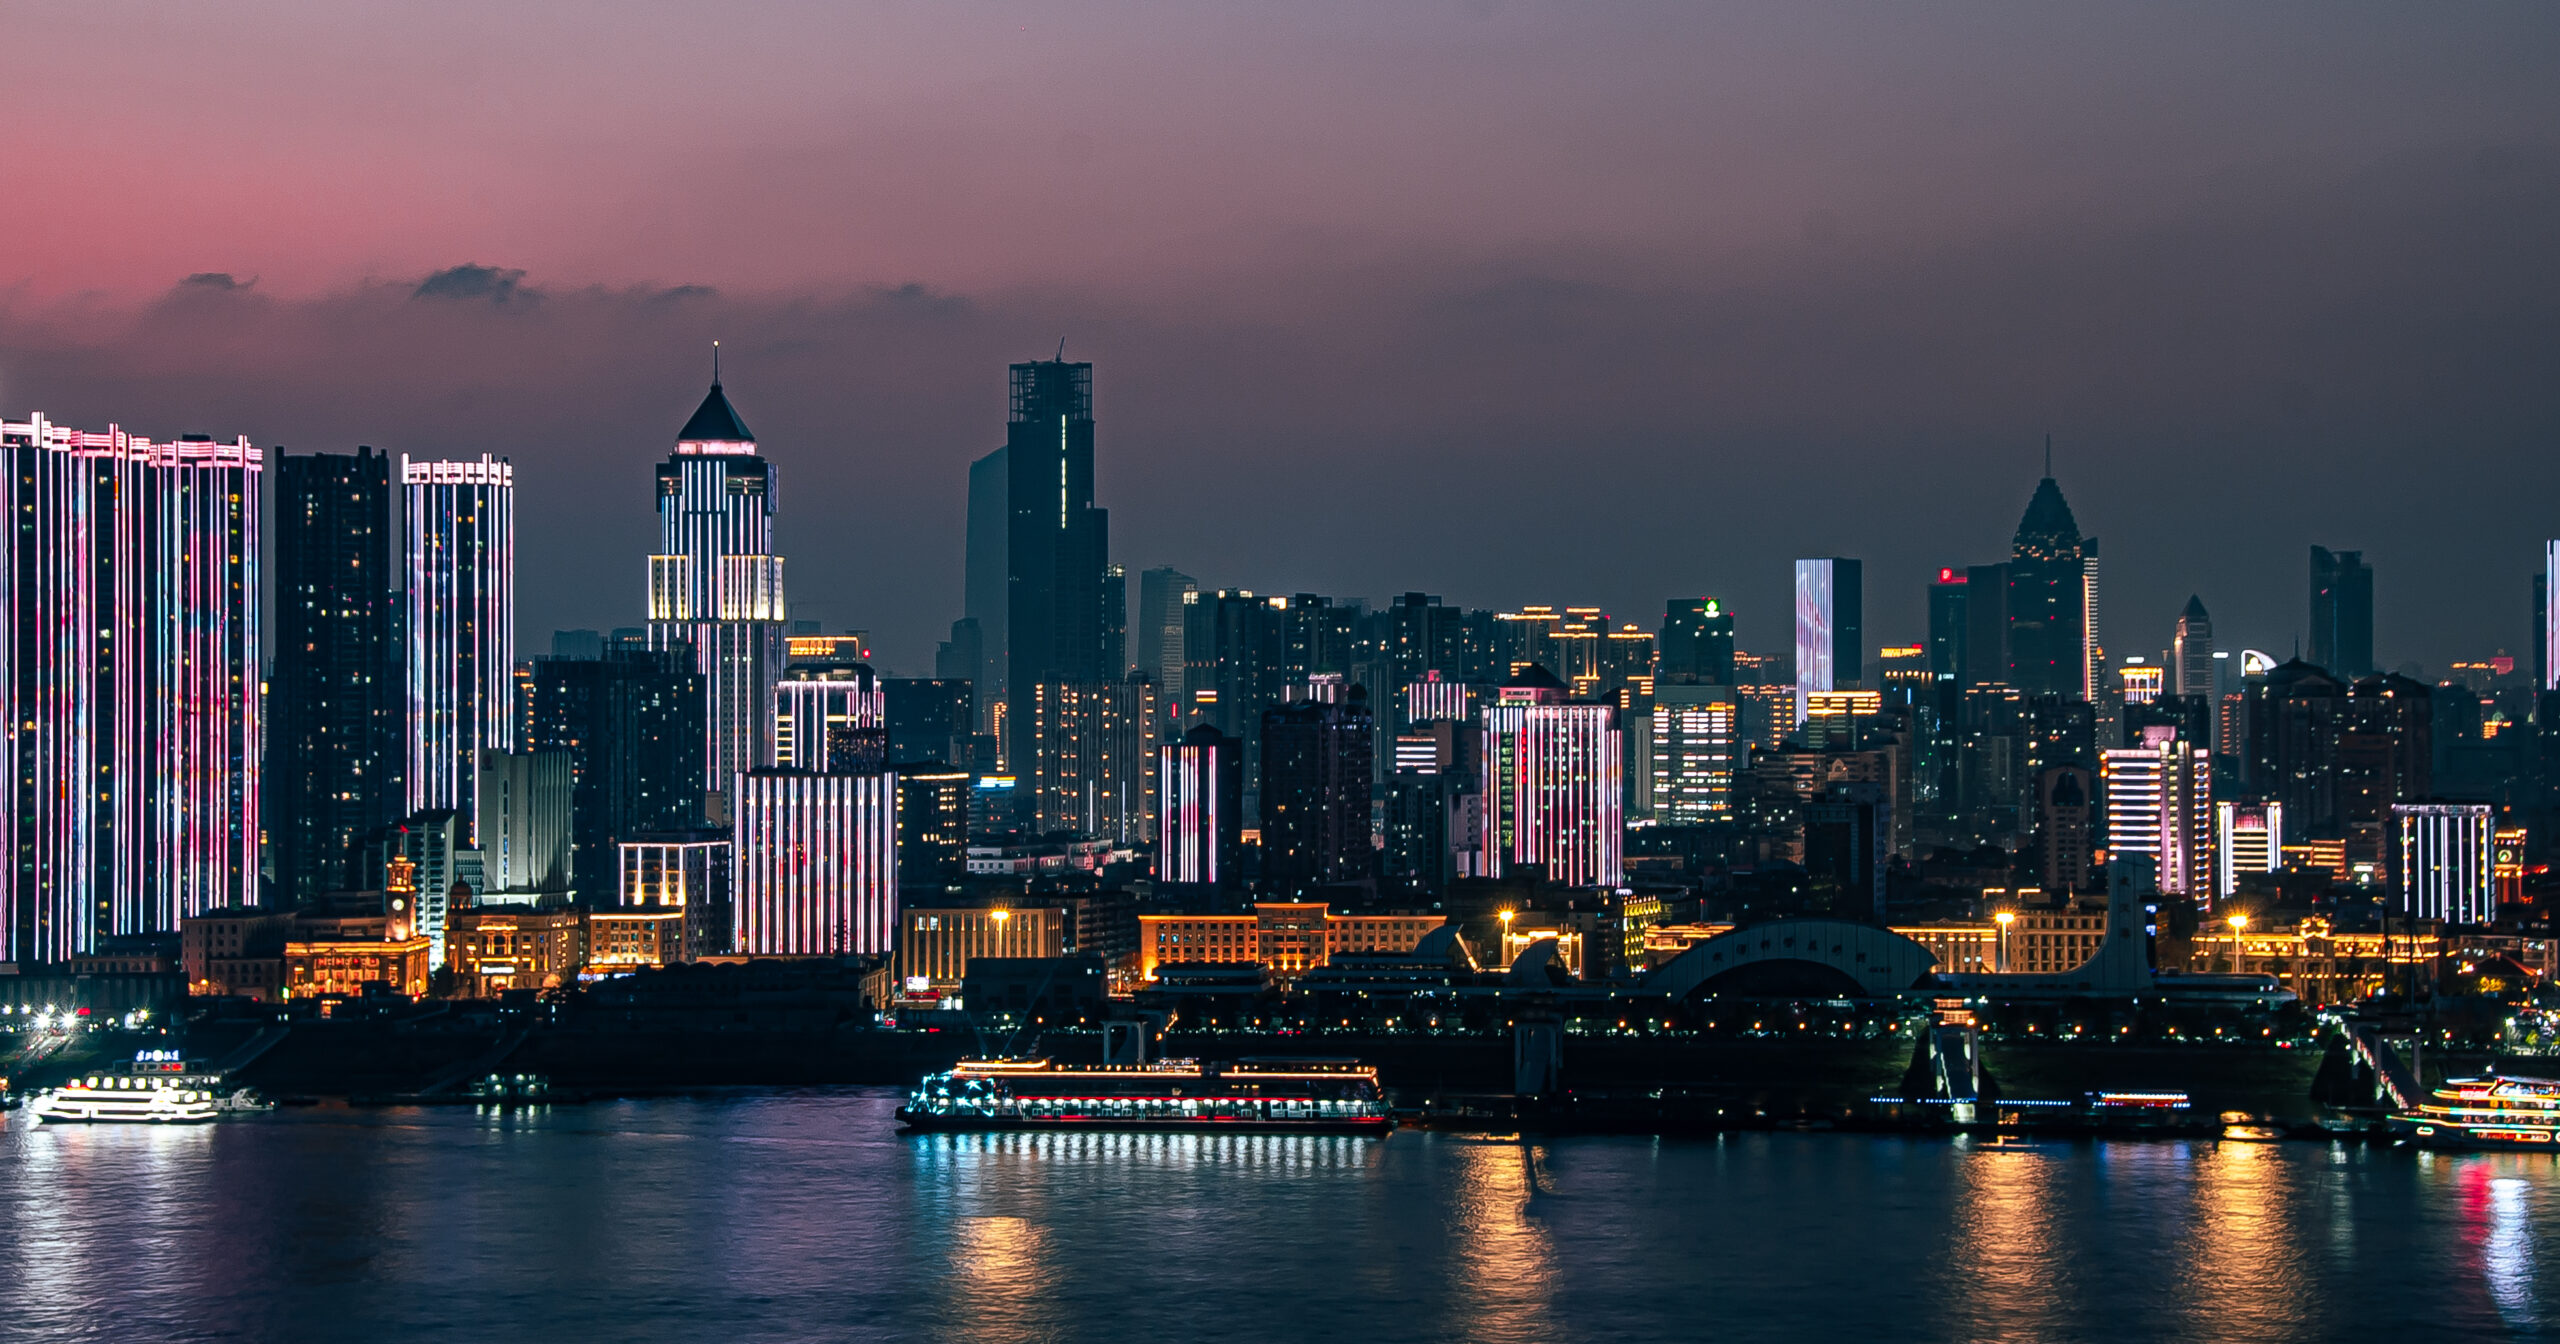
[
  {"xmin": 2044, "ymin": 433, "xmax": 2052, "ymax": 478},
  {"xmin": 1056, "ymin": 336, "xmax": 1067, "ymax": 362},
  {"xmin": 712, "ymin": 340, "xmax": 722, "ymax": 387}
]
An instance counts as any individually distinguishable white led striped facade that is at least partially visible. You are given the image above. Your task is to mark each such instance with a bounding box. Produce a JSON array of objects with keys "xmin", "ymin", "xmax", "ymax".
[
  {"xmin": 732, "ymin": 771, "xmax": 897, "ymax": 955},
  {"xmin": 2214, "ymin": 801, "xmax": 2281, "ymax": 901},
  {"xmin": 649, "ymin": 412, "xmax": 785, "ymax": 789},
  {"xmin": 773, "ymin": 669, "xmax": 885, "ymax": 772},
  {"xmin": 403, "ymin": 455, "xmax": 515, "ymax": 839},
  {"xmin": 0, "ymin": 415, "xmax": 261, "ymax": 963},
  {"xmin": 2393, "ymin": 802, "xmax": 2493, "ymax": 925},
  {"xmin": 1650, "ymin": 687, "xmax": 1736, "ymax": 824},
  {"xmin": 1159, "ymin": 735, "xmax": 1225, "ymax": 885},
  {"xmin": 1480, "ymin": 701, "xmax": 1623, "ymax": 887},
  {"xmin": 2101, "ymin": 737, "xmax": 2212, "ymax": 897},
  {"xmin": 1404, "ymin": 676, "xmax": 1471, "ymax": 724}
]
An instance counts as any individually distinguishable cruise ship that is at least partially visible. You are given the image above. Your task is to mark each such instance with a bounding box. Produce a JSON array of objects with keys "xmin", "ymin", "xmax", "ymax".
[
  {"xmin": 899, "ymin": 1058, "xmax": 1392, "ymax": 1135},
  {"xmin": 32, "ymin": 1074, "xmax": 222, "ymax": 1124},
  {"xmin": 2399, "ymin": 1074, "xmax": 2560, "ymax": 1150}
]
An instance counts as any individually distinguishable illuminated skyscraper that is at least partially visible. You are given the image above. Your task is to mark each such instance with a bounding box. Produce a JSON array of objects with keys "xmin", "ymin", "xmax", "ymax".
[
  {"xmin": 732, "ymin": 769, "xmax": 897, "ymax": 955},
  {"xmin": 403, "ymin": 455, "xmax": 514, "ymax": 846},
  {"xmin": 1927, "ymin": 570, "xmax": 1968, "ymax": 686},
  {"xmin": 271, "ymin": 447, "xmax": 401, "ymax": 900},
  {"xmin": 1135, "ymin": 566, "xmax": 1197, "ymax": 707},
  {"xmin": 1158, "ymin": 723, "xmax": 1243, "ymax": 892},
  {"xmin": 2173, "ymin": 596, "xmax": 2215, "ymax": 699},
  {"xmin": 964, "ymin": 445, "xmax": 1009, "ymax": 730},
  {"xmin": 1004, "ymin": 358, "xmax": 1111, "ymax": 774},
  {"xmin": 1479, "ymin": 668, "xmax": 1623, "ymax": 887},
  {"xmin": 773, "ymin": 663, "xmax": 886, "ymax": 774},
  {"xmin": 619, "ymin": 830, "xmax": 731, "ymax": 958},
  {"xmin": 1659, "ymin": 598, "xmax": 1737, "ymax": 686},
  {"xmin": 2214, "ymin": 802, "xmax": 2282, "ymax": 902},
  {"xmin": 1, "ymin": 415, "xmax": 262, "ymax": 963},
  {"xmin": 648, "ymin": 361, "xmax": 786, "ymax": 800},
  {"xmin": 2543, "ymin": 541, "xmax": 2557, "ymax": 691},
  {"xmin": 1650, "ymin": 683, "xmax": 1737, "ymax": 823},
  {"xmin": 1027, "ymin": 679, "xmax": 1158, "ymax": 842},
  {"xmin": 2391, "ymin": 802, "xmax": 2492, "ymax": 924},
  {"xmin": 2101, "ymin": 729, "xmax": 2213, "ymax": 898},
  {"xmin": 529, "ymin": 649, "xmax": 705, "ymax": 901},
  {"xmin": 1259, "ymin": 689, "xmax": 1375, "ymax": 896},
  {"xmin": 2007, "ymin": 473, "xmax": 2094, "ymax": 700},
  {"xmin": 2309, "ymin": 546, "xmax": 2374, "ymax": 679},
  {"xmin": 1793, "ymin": 558, "xmax": 1863, "ymax": 725}
]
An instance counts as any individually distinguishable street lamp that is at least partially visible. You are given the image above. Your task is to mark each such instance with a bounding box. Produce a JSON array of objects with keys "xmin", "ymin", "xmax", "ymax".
[{"xmin": 1995, "ymin": 910, "xmax": 2015, "ymax": 973}]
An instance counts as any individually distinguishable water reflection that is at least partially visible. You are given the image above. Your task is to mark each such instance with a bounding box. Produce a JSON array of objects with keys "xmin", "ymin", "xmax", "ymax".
[
  {"xmin": 1448, "ymin": 1141, "xmax": 1559, "ymax": 1343},
  {"xmin": 2477, "ymin": 1171, "xmax": 2539, "ymax": 1331},
  {"xmin": 1943, "ymin": 1137, "xmax": 2068, "ymax": 1340},
  {"xmin": 2178, "ymin": 1141, "xmax": 2317, "ymax": 1336}
]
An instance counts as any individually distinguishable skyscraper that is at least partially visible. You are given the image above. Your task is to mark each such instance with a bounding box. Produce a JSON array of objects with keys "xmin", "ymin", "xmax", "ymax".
[
  {"xmin": 271, "ymin": 447, "xmax": 401, "ymax": 900},
  {"xmin": 2309, "ymin": 546, "xmax": 2375, "ymax": 678},
  {"xmin": 1658, "ymin": 597, "xmax": 1737, "ymax": 686},
  {"xmin": 1, "ymin": 415, "xmax": 262, "ymax": 962},
  {"xmin": 529, "ymin": 649, "xmax": 706, "ymax": 901},
  {"xmin": 1259, "ymin": 689, "xmax": 1375, "ymax": 896},
  {"xmin": 2391, "ymin": 802, "xmax": 2493, "ymax": 924},
  {"xmin": 1026, "ymin": 679, "xmax": 1158, "ymax": 843},
  {"xmin": 1158, "ymin": 723, "xmax": 1243, "ymax": 894},
  {"xmin": 964, "ymin": 445, "xmax": 1009, "ymax": 731},
  {"xmin": 773, "ymin": 663, "xmax": 886, "ymax": 774},
  {"xmin": 2215, "ymin": 802, "xmax": 2282, "ymax": 902},
  {"xmin": 1926, "ymin": 570, "xmax": 1968, "ymax": 686},
  {"xmin": 648, "ymin": 364, "xmax": 786, "ymax": 800},
  {"xmin": 1004, "ymin": 358, "xmax": 1111, "ymax": 774},
  {"xmin": 1479, "ymin": 667, "xmax": 1624, "ymax": 888},
  {"xmin": 1793, "ymin": 559, "xmax": 1862, "ymax": 724},
  {"xmin": 2102, "ymin": 729, "xmax": 2213, "ymax": 899},
  {"xmin": 2541, "ymin": 542, "xmax": 2557, "ymax": 691},
  {"xmin": 2007, "ymin": 474, "xmax": 2094, "ymax": 700},
  {"xmin": 403, "ymin": 454, "xmax": 514, "ymax": 842},
  {"xmin": 1963, "ymin": 562, "xmax": 2010, "ymax": 689},
  {"xmin": 1135, "ymin": 566, "xmax": 1197, "ymax": 707},
  {"xmin": 2173, "ymin": 596, "xmax": 2214, "ymax": 699},
  {"xmin": 1651, "ymin": 683, "xmax": 1738, "ymax": 823}
]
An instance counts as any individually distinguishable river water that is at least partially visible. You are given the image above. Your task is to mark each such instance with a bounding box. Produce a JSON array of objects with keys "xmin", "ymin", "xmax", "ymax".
[{"xmin": 0, "ymin": 1089, "xmax": 2550, "ymax": 1342}]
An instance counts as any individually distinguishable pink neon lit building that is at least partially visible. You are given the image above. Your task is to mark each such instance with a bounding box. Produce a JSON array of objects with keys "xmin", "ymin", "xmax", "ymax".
[
  {"xmin": 1477, "ymin": 672, "xmax": 1623, "ymax": 888},
  {"xmin": 731, "ymin": 770, "xmax": 897, "ymax": 955},
  {"xmin": 403, "ymin": 454, "xmax": 516, "ymax": 839},
  {"xmin": 0, "ymin": 415, "xmax": 261, "ymax": 963}
]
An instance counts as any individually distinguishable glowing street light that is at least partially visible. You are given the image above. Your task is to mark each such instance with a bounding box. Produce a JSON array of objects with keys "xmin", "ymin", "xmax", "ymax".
[{"xmin": 1994, "ymin": 911, "xmax": 2015, "ymax": 973}]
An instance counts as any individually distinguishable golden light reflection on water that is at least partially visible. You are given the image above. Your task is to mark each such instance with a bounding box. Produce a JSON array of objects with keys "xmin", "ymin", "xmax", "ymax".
[
  {"xmin": 1447, "ymin": 1140, "xmax": 1560, "ymax": 1343},
  {"xmin": 2175, "ymin": 1140, "xmax": 2317, "ymax": 1335},
  {"xmin": 1944, "ymin": 1137, "xmax": 2068, "ymax": 1340}
]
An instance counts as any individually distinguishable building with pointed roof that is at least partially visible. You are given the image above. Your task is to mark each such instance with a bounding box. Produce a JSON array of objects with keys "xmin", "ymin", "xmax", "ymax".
[{"xmin": 2006, "ymin": 474, "xmax": 2096, "ymax": 700}]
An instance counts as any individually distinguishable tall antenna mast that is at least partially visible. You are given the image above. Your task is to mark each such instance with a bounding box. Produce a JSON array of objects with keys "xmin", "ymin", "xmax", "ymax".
[{"xmin": 712, "ymin": 340, "xmax": 722, "ymax": 386}]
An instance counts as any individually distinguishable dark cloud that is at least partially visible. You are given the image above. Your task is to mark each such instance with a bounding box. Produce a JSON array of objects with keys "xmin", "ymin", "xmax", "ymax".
[
  {"xmin": 180, "ymin": 272, "xmax": 254, "ymax": 291},
  {"xmin": 413, "ymin": 264, "xmax": 533, "ymax": 304},
  {"xmin": 4, "ymin": 146, "xmax": 2556, "ymax": 677}
]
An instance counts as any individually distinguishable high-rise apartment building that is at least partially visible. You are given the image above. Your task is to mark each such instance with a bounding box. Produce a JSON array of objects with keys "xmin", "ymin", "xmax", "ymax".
[
  {"xmin": 647, "ymin": 368, "xmax": 786, "ymax": 799},
  {"xmin": 2214, "ymin": 802, "xmax": 2282, "ymax": 902},
  {"xmin": 2007, "ymin": 474, "xmax": 2094, "ymax": 700},
  {"xmin": 1927, "ymin": 571, "xmax": 1968, "ymax": 687},
  {"xmin": 2309, "ymin": 546, "xmax": 2375, "ymax": 679},
  {"xmin": 2391, "ymin": 802, "xmax": 2493, "ymax": 924},
  {"xmin": 619, "ymin": 831, "xmax": 731, "ymax": 959},
  {"xmin": 1659, "ymin": 598, "xmax": 1737, "ymax": 686},
  {"xmin": 0, "ymin": 416, "xmax": 262, "ymax": 962},
  {"xmin": 1259, "ymin": 691, "xmax": 1375, "ymax": 896},
  {"xmin": 1479, "ymin": 668, "xmax": 1623, "ymax": 887},
  {"xmin": 1004, "ymin": 359, "xmax": 1111, "ymax": 773},
  {"xmin": 1650, "ymin": 684, "xmax": 1738, "ymax": 823},
  {"xmin": 2101, "ymin": 729, "xmax": 2213, "ymax": 898},
  {"xmin": 1026, "ymin": 679, "xmax": 1158, "ymax": 843},
  {"xmin": 1158, "ymin": 723, "xmax": 1243, "ymax": 893},
  {"xmin": 528, "ymin": 649, "xmax": 705, "ymax": 901},
  {"xmin": 271, "ymin": 447, "xmax": 401, "ymax": 900},
  {"xmin": 883, "ymin": 678, "xmax": 974, "ymax": 767},
  {"xmin": 2542, "ymin": 542, "xmax": 2558, "ymax": 691},
  {"xmin": 476, "ymin": 749, "xmax": 573, "ymax": 897},
  {"xmin": 732, "ymin": 770, "xmax": 897, "ymax": 955},
  {"xmin": 404, "ymin": 454, "xmax": 514, "ymax": 842},
  {"xmin": 1793, "ymin": 558, "xmax": 1863, "ymax": 724},
  {"xmin": 773, "ymin": 663, "xmax": 887, "ymax": 774}
]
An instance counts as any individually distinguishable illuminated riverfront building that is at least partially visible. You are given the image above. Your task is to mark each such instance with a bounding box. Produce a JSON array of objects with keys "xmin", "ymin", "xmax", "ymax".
[
  {"xmin": 896, "ymin": 764, "xmax": 972, "ymax": 888},
  {"xmin": 773, "ymin": 662, "xmax": 887, "ymax": 773},
  {"xmin": 732, "ymin": 769, "xmax": 897, "ymax": 955},
  {"xmin": 2392, "ymin": 802, "xmax": 2494, "ymax": 925},
  {"xmin": 0, "ymin": 415, "xmax": 262, "ymax": 964},
  {"xmin": 1138, "ymin": 905, "xmax": 1446, "ymax": 979},
  {"xmin": 1480, "ymin": 667, "xmax": 1623, "ymax": 887},
  {"xmin": 1650, "ymin": 684, "xmax": 1737, "ymax": 823},
  {"xmin": 1004, "ymin": 359, "xmax": 1113, "ymax": 776},
  {"xmin": 2215, "ymin": 802, "xmax": 2283, "ymax": 902},
  {"xmin": 476, "ymin": 749, "xmax": 572, "ymax": 898},
  {"xmin": 404, "ymin": 454, "xmax": 515, "ymax": 841},
  {"xmin": 1158, "ymin": 723, "xmax": 1243, "ymax": 892},
  {"xmin": 2102, "ymin": 730, "xmax": 2213, "ymax": 897},
  {"xmin": 897, "ymin": 904, "xmax": 1070, "ymax": 990},
  {"xmin": 647, "ymin": 359, "xmax": 787, "ymax": 802},
  {"xmin": 271, "ymin": 447, "xmax": 401, "ymax": 901},
  {"xmin": 1793, "ymin": 558, "xmax": 1862, "ymax": 724},
  {"xmin": 528, "ymin": 649, "xmax": 705, "ymax": 902},
  {"xmin": 1027, "ymin": 679, "xmax": 1158, "ymax": 843}
]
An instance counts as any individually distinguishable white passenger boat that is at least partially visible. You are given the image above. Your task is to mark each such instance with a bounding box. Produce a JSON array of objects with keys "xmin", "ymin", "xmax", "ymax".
[{"xmin": 31, "ymin": 1074, "xmax": 221, "ymax": 1124}]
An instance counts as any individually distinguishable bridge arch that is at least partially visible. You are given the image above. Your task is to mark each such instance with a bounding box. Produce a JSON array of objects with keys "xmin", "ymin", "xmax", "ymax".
[{"xmin": 1644, "ymin": 920, "xmax": 1937, "ymax": 1000}]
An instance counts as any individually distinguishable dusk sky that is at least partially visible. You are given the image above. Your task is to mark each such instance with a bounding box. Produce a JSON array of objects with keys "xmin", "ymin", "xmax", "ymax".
[{"xmin": 5, "ymin": 1, "xmax": 2557, "ymax": 674}]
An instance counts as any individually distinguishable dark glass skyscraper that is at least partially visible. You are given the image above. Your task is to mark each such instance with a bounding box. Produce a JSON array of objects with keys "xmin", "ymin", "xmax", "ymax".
[
  {"xmin": 528, "ymin": 649, "xmax": 705, "ymax": 900},
  {"xmin": 2006, "ymin": 476, "xmax": 2094, "ymax": 699},
  {"xmin": 1004, "ymin": 359, "xmax": 1110, "ymax": 773},
  {"xmin": 1259, "ymin": 690, "xmax": 1375, "ymax": 896},
  {"xmin": 1926, "ymin": 570, "xmax": 1968, "ymax": 686},
  {"xmin": 271, "ymin": 447, "xmax": 401, "ymax": 900},
  {"xmin": 1659, "ymin": 597, "xmax": 1736, "ymax": 685},
  {"xmin": 2310, "ymin": 546, "xmax": 2374, "ymax": 678}
]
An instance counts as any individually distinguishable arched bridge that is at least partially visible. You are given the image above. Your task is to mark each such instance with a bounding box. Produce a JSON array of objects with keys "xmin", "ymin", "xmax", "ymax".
[{"xmin": 1644, "ymin": 920, "xmax": 1938, "ymax": 999}]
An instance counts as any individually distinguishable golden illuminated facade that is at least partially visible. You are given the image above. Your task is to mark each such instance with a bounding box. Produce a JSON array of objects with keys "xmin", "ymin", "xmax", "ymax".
[
  {"xmin": 282, "ymin": 935, "xmax": 431, "ymax": 1000},
  {"xmin": 587, "ymin": 909, "xmax": 685, "ymax": 973},
  {"xmin": 443, "ymin": 906, "xmax": 584, "ymax": 998},
  {"xmin": 1138, "ymin": 904, "xmax": 1445, "ymax": 980},
  {"xmin": 897, "ymin": 905, "xmax": 1070, "ymax": 988},
  {"xmin": 2166, "ymin": 916, "xmax": 2442, "ymax": 1005}
]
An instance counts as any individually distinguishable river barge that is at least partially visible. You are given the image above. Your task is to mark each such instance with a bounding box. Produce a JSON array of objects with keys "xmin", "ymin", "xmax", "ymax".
[{"xmin": 899, "ymin": 1058, "xmax": 1392, "ymax": 1136}]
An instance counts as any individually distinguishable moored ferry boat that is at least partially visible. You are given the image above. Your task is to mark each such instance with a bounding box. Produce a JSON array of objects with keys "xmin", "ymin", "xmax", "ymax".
[
  {"xmin": 2399, "ymin": 1074, "xmax": 2560, "ymax": 1150},
  {"xmin": 899, "ymin": 1058, "xmax": 1392, "ymax": 1136},
  {"xmin": 32, "ymin": 1074, "xmax": 221, "ymax": 1124}
]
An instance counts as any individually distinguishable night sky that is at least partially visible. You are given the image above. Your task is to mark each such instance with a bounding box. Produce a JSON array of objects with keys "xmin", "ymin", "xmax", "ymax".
[{"xmin": 4, "ymin": 2, "xmax": 2556, "ymax": 674}]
